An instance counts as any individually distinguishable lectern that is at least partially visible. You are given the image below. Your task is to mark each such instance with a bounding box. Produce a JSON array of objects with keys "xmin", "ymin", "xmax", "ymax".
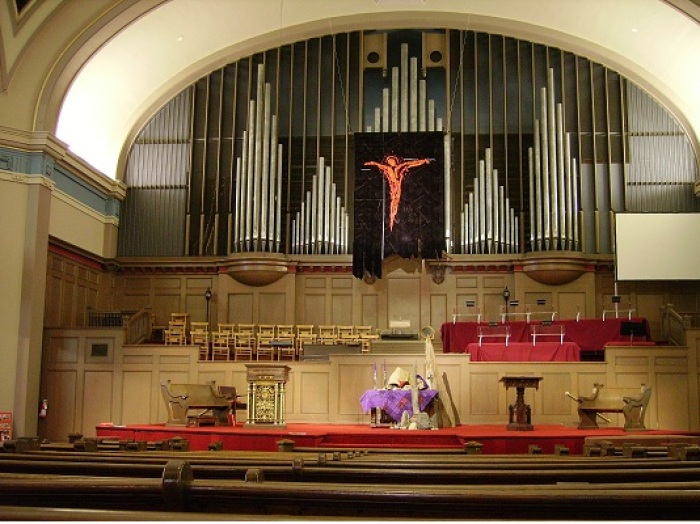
[
  {"xmin": 244, "ymin": 364, "xmax": 291, "ymax": 428},
  {"xmin": 500, "ymin": 375, "xmax": 542, "ymax": 431}
]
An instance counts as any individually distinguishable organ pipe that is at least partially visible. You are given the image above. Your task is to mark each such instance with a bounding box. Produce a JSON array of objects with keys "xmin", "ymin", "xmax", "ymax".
[
  {"xmin": 232, "ymin": 63, "xmax": 284, "ymax": 253},
  {"xmin": 460, "ymin": 148, "xmax": 518, "ymax": 254},
  {"xmin": 527, "ymin": 68, "xmax": 581, "ymax": 252},
  {"xmin": 291, "ymin": 156, "xmax": 349, "ymax": 255},
  {"xmin": 121, "ymin": 29, "xmax": 698, "ymax": 261}
]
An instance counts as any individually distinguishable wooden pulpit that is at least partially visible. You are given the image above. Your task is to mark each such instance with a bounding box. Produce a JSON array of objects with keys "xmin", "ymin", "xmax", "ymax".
[
  {"xmin": 244, "ymin": 364, "xmax": 291, "ymax": 428},
  {"xmin": 500, "ymin": 375, "xmax": 542, "ymax": 431}
]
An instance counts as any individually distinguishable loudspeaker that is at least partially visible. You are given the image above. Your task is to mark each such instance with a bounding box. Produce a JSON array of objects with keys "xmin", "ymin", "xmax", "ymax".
[
  {"xmin": 362, "ymin": 32, "xmax": 387, "ymax": 70},
  {"xmin": 422, "ymin": 31, "xmax": 448, "ymax": 70}
]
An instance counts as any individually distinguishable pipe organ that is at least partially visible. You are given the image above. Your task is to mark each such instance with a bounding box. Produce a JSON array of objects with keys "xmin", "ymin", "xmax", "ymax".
[
  {"xmin": 460, "ymin": 148, "xmax": 519, "ymax": 254},
  {"xmin": 365, "ymin": 43, "xmax": 443, "ymax": 134},
  {"xmin": 291, "ymin": 157, "xmax": 349, "ymax": 255},
  {"xmin": 363, "ymin": 42, "xmax": 452, "ymax": 254},
  {"xmin": 232, "ymin": 64, "xmax": 284, "ymax": 253},
  {"xmin": 528, "ymin": 68, "xmax": 580, "ymax": 252},
  {"xmin": 120, "ymin": 29, "xmax": 698, "ymax": 261}
]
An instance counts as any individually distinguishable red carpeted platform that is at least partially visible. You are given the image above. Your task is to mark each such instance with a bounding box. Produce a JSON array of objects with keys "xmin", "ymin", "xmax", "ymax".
[{"xmin": 96, "ymin": 422, "xmax": 700, "ymax": 455}]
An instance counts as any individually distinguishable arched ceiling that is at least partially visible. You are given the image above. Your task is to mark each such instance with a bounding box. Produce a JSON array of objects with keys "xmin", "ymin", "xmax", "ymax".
[{"xmin": 48, "ymin": 0, "xmax": 700, "ymax": 180}]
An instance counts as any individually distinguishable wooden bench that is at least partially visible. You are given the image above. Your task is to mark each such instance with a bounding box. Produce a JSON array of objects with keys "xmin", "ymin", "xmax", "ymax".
[
  {"xmin": 160, "ymin": 381, "xmax": 233, "ymax": 426},
  {"xmin": 567, "ymin": 383, "xmax": 652, "ymax": 430}
]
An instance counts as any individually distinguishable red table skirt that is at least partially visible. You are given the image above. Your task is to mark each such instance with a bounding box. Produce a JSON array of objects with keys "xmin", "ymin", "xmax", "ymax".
[
  {"xmin": 467, "ymin": 342, "xmax": 581, "ymax": 362},
  {"xmin": 442, "ymin": 317, "xmax": 651, "ymax": 353}
]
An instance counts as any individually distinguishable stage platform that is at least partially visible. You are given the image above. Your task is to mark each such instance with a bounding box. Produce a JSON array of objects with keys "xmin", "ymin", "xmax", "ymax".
[{"xmin": 96, "ymin": 422, "xmax": 700, "ymax": 455}]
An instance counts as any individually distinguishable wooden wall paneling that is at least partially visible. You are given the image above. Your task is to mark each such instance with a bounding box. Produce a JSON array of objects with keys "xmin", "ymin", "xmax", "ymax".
[
  {"xmin": 185, "ymin": 277, "xmax": 213, "ymax": 322},
  {"xmin": 73, "ymin": 283, "xmax": 88, "ymax": 326},
  {"xmin": 387, "ymin": 276, "xmax": 421, "ymax": 330},
  {"xmin": 331, "ymin": 277, "xmax": 354, "ymax": 324},
  {"xmin": 46, "ymin": 336, "xmax": 79, "ymax": 364},
  {"xmin": 557, "ymin": 291, "xmax": 587, "ymax": 321},
  {"xmin": 228, "ymin": 293, "xmax": 254, "ymax": 324},
  {"xmin": 120, "ymin": 277, "xmax": 151, "ymax": 312},
  {"xmin": 437, "ymin": 360, "xmax": 465, "ymax": 425},
  {"xmin": 258, "ymin": 292, "xmax": 286, "ymax": 325},
  {"xmin": 469, "ymin": 371, "xmax": 500, "ymax": 416},
  {"xmin": 44, "ymin": 370, "xmax": 77, "ymax": 441},
  {"xmin": 197, "ymin": 370, "xmax": 228, "ymax": 389},
  {"xmin": 361, "ymin": 292, "xmax": 378, "ymax": 329},
  {"xmin": 635, "ymin": 292, "xmax": 665, "ymax": 340},
  {"xmin": 302, "ymin": 294, "xmax": 326, "ymax": 327},
  {"xmin": 40, "ymin": 329, "xmax": 700, "ymax": 432},
  {"xmin": 82, "ymin": 371, "xmax": 113, "ymax": 434},
  {"xmin": 60, "ymin": 265, "xmax": 75, "ymax": 327},
  {"xmin": 655, "ymin": 372, "xmax": 690, "ymax": 431},
  {"xmin": 299, "ymin": 370, "xmax": 330, "ymax": 416},
  {"xmin": 482, "ymin": 275, "xmax": 508, "ymax": 321},
  {"xmin": 331, "ymin": 294, "xmax": 353, "ymax": 325},
  {"xmin": 121, "ymin": 371, "xmax": 152, "ymax": 425},
  {"xmin": 539, "ymin": 371, "xmax": 573, "ymax": 416},
  {"xmin": 44, "ymin": 274, "xmax": 62, "ymax": 327},
  {"xmin": 429, "ymin": 293, "xmax": 448, "ymax": 332},
  {"xmin": 335, "ymin": 361, "xmax": 370, "ymax": 423}
]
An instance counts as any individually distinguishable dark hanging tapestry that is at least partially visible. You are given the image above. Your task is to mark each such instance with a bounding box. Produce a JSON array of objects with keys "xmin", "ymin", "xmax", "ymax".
[{"xmin": 353, "ymin": 132, "xmax": 445, "ymax": 280}]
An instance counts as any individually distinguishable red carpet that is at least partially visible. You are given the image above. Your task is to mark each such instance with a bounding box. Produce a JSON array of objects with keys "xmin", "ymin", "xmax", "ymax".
[{"xmin": 96, "ymin": 423, "xmax": 700, "ymax": 455}]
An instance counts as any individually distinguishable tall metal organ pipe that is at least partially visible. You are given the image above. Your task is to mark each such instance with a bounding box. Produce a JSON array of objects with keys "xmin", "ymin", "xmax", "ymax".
[
  {"xmin": 232, "ymin": 63, "xmax": 284, "ymax": 253},
  {"xmin": 291, "ymin": 156, "xmax": 349, "ymax": 255},
  {"xmin": 527, "ymin": 68, "xmax": 581, "ymax": 252}
]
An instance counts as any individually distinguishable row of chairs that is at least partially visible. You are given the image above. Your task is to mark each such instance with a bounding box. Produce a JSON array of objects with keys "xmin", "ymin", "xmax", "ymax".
[
  {"xmin": 163, "ymin": 319, "xmax": 380, "ymax": 361},
  {"xmin": 203, "ymin": 324, "xmax": 380, "ymax": 361}
]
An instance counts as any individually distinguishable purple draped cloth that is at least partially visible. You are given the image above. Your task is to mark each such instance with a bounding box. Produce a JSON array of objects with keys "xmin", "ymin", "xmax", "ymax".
[{"xmin": 360, "ymin": 388, "xmax": 439, "ymax": 422}]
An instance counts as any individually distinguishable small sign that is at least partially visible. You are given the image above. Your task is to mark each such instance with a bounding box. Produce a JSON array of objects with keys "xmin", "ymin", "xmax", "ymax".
[{"xmin": 0, "ymin": 412, "xmax": 12, "ymax": 442}]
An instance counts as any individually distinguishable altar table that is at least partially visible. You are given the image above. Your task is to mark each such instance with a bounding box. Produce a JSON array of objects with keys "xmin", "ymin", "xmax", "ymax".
[
  {"xmin": 360, "ymin": 388, "xmax": 438, "ymax": 423},
  {"xmin": 467, "ymin": 342, "xmax": 581, "ymax": 362},
  {"xmin": 441, "ymin": 317, "xmax": 650, "ymax": 353}
]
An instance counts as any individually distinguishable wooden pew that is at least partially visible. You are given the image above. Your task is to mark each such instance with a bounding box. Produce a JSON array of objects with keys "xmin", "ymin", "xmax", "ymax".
[
  {"xmin": 1, "ymin": 460, "xmax": 700, "ymax": 519},
  {"xmin": 4, "ymin": 446, "xmax": 700, "ymax": 486},
  {"xmin": 160, "ymin": 381, "xmax": 233, "ymax": 426},
  {"xmin": 567, "ymin": 383, "xmax": 652, "ymax": 430}
]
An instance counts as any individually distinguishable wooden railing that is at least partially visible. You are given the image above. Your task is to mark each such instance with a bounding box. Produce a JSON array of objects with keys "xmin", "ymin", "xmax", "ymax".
[
  {"xmin": 660, "ymin": 304, "xmax": 693, "ymax": 346},
  {"xmin": 86, "ymin": 307, "xmax": 152, "ymax": 345},
  {"xmin": 124, "ymin": 307, "xmax": 152, "ymax": 344}
]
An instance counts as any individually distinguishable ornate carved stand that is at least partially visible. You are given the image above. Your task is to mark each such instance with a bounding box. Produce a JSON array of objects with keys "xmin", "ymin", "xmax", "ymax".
[
  {"xmin": 500, "ymin": 375, "xmax": 543, "ymax": 431},
  {"xmin": 244, "ymin": 364, "xmax": 291, "ymax": 428}
]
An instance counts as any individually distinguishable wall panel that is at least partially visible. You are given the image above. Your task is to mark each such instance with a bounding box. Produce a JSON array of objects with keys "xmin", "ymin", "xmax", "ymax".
[
  {"xmin": 387, "ymin": 277, "xmax": 421, "ymax": 329},
  {"xmin": 83, "ymin": 371, "xmax": 113, "ymax": 433},
  {"xmin": 44, "ymin": 370, "xmax": 77, "ymax": 441},
  {"xmin": 120, "ymin": 371, "xmax": 153, "ymax": 426}
]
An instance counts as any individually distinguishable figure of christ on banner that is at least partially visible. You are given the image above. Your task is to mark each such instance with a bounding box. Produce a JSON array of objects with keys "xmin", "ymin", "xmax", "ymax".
[
  {"xmin": 363, "ymin": 156, "xmax": 431, "ymax": 231},
  {"xmin": 353, "ymin": 132, "xmax": 445, "ymax": 280}
]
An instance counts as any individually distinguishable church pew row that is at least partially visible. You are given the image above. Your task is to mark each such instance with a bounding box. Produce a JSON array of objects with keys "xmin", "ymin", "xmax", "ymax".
[
  {"xmin": 1, "ymin": 461, "xmax": 700, "ymax": 520},
  {"xmin": 0, "ymin": 505, "xmax": 237, "ymax": 521},
  {"xmin": 6, "ymin": 444, "xmax": 700, "ymax": 470},
  {"xmin": 6, "ymin": 436, "xmax": 700, "ymax": 468},
  {"xmin": 4, "ymin": 449, "xmax": 700, "ymax": 486}
]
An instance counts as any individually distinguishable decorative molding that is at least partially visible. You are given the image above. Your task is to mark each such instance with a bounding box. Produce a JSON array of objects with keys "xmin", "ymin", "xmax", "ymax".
[
  {"xmin": 0, "ymin": 127, "xmax": 126, "ymax": 199},
  {"xmin": 520, "ymin": 251, "xmax": 592, "ymax": 285}
]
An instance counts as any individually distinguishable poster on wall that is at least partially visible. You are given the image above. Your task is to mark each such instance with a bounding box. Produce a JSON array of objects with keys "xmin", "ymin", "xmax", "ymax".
[{"xmin": 353, "ymin": 132, "xmax": 445, "ymax": 280}]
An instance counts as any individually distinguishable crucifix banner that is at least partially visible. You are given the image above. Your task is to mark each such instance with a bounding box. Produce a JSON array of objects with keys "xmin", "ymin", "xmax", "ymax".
[{"xmin": 353, "ymin": 132, "xmax": 445, "ymax": 280}]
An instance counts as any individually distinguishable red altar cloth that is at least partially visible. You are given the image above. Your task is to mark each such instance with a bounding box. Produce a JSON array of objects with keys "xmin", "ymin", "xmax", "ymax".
[
  {"xmin": 467, "ymin": 342, "xmax": 581, "ymax": 362},
  {"xmin": 441, "ymin": 317, "xmax": 651, "ymax": 353}
]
